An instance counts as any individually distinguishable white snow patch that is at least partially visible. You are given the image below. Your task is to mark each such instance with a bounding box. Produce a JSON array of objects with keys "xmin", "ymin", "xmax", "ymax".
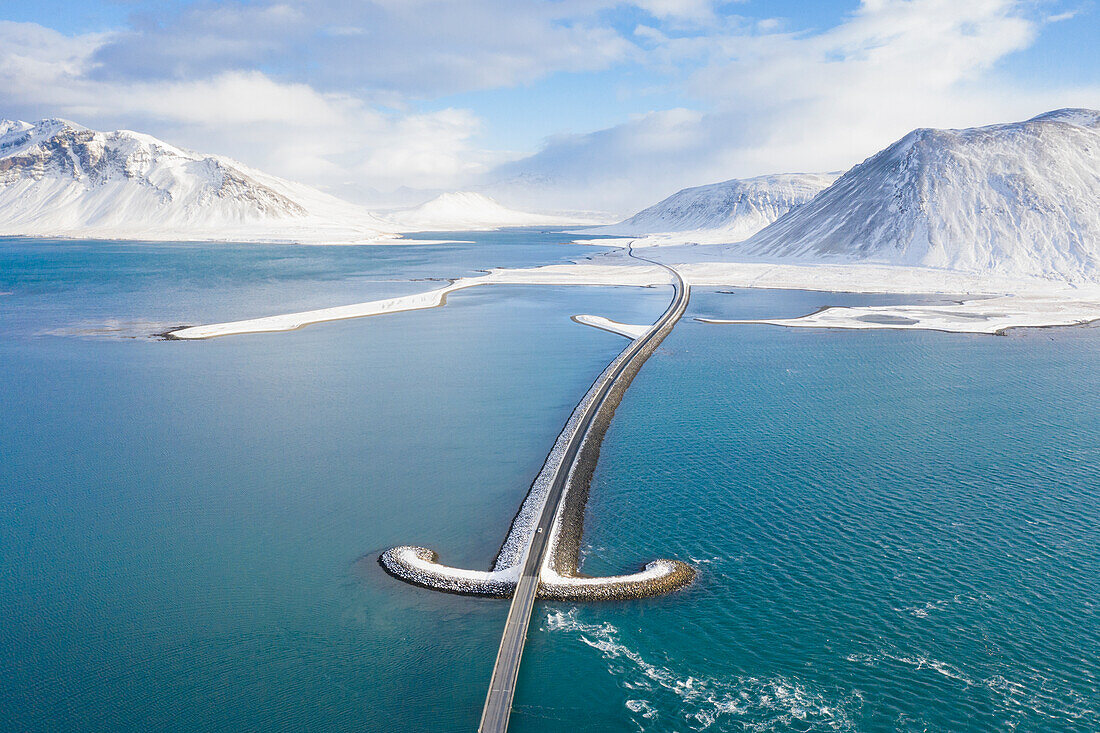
[
  {"xmin": 572, "ymin": 314, "xmax": 650, "ymax": 339},
  {"xmin": 393, "ymin": 547, "xmax": 519, "ymax": 584},
  {"xmin": 539, "ymin": 560, "xmax": 681, "ymax": 588},
  {"xmin": 168, "ymin": 264, "xmax": 667, "ymax": 339},
  {"xmin": 700, "ymin": 293, "xmax": 1100, "ymax": 334}
]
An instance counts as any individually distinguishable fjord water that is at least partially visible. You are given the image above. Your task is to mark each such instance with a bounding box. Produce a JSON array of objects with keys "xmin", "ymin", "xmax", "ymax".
[
  {"xmin": 518, "ymin": 290, "xmax": 1100, "ymax": 732},
  {"xmin": 2, "ymin": 234, "xmax": 1097, "ymax": 731},
  {"xmin": 0, "ymin": 230, "xmax": 607, "ymax": 338},
  {"xmin": 0, "ymin": 230, "xmax": 666, "ymax": 731}
]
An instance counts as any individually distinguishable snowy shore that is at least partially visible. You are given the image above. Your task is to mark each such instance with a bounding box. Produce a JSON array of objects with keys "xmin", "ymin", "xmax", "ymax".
[
  {"xmin": 167, "ymin": 264, "xmax": 667, "ymax": 339},
  {"xmin": 672, "ymin": 259, "xmax": 1100, "ymax": 333},
  {"xmin": 700, "ymin": 293, "xmax": 1100, "ymax": 334},
  {"xmin": 168, "ymin": 256, "xmax": 1100, "ymax": 340},
  {"xmin": 571, "ymin": 314, "xmax": 649, "ymax": 339}
]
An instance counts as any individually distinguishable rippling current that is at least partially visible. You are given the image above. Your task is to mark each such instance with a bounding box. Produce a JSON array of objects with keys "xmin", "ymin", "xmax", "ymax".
[
  {"xmin": 520, "ymin": 289, "xmax": 1100, "ymax": 732},
  {"xmin": 1, "ymin": 234, "xmax": 1097, "ymax": 731}
]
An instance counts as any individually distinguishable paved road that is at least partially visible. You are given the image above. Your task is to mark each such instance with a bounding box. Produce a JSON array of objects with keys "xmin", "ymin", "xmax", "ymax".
[{"xmin": 478, "ymin": 250, "xmax": 688, "ymax": 733}]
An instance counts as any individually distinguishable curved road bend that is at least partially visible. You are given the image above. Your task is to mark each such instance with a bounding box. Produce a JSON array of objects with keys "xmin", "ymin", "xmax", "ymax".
[{"xmin": 478, "ymin": 247, "xmax": 688, "ymax": 733}]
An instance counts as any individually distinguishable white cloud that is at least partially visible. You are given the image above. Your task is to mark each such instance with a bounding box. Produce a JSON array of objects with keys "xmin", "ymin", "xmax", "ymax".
[
  {"xmin": 1, "ymin": 2, "xmax": 1095, "ymax": 215},
  {"xmin": 0, "ymin": 21, "xmax": 498, "ymax": 200},
  {"xmin": 1045, "ymin": 9, "xmax": 1079, "ymax": 22},
  {"xmin": 489, "ymin": 0, "xmax": 1100, "ymax": 214},
  {"xmin": 88, "ymin": 1, "xmax": 638, "ymax": 96},
  {"xmin": 632, "ymin": 0, "xmax": 721, "ymax": 21}
]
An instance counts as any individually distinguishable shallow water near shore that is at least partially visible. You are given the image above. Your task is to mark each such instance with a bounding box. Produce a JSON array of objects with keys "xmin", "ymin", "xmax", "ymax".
[{"xmin": 2, "ymin": 232, "xmax": 1098, "ymax": 731}]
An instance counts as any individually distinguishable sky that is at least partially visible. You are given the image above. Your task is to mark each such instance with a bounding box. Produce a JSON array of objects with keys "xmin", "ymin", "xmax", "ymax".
[{"xmin": 1, "ymin": 0, "xmax": 1098, "ymax": 214}]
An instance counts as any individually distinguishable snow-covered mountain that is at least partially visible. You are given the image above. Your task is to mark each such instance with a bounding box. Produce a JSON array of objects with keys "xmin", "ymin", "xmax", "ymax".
[
  {"xmin": 0, "ymin": 118, "xmax": 391, "ymax": 242},
  {"xmin": 584, "ymin": 173, "xmax": 838, "ymax": 240},
  {"xmin": 742, "ymin": 109, "xmax": 1100, "ymax": 282},
  {"xmin": 381, "ymin": 191, "xmax": 592, "ymax": 231}
]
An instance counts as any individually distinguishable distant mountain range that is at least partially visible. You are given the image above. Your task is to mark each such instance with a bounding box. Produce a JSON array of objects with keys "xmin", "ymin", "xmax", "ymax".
[
  {"xmin": 382, "ymin": 191, "xmax": 591, "ymax": 231},
  {"xmin": 743, "ymin": 109, "xmax": 1100, "ymax": 282},
  {"xmin": 616, "ymin": 109, "xmax": 1100, "ymax": 283},
  {"xmin": 0, "ymin": 119, "xmax": 572, "ymax": 241},
  {"xmin": 585, "ymin": 172, "xmax": 838, "ymax": 240},
  {"xmin": 3, "ymin": 110, "xmax": 1099, "ymax": 283},
  {"xmin": 0, "ymin": 118, "xmax": 392, "ymax": 242}
]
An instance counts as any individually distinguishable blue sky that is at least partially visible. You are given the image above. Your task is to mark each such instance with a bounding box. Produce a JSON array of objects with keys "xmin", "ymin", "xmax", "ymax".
[{"xmin": 1, "ymin": 1, "xmax": 1097, "ymax": 212}]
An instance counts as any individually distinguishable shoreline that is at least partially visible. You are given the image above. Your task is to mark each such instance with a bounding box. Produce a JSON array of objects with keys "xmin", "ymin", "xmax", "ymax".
[
  {"xmin": 165, "ymin": 258, "xmax": 1100, "ymax": 340},
  {"xmin": 166, "ymin": 265, "xmax": 667, "ymax": 339},
  {"xmin": 697, "ymin": 293, "xmax": 1100, "ymax": 335},
  {"xmin": 166, "ymin": 280, "xmax": 467, "ymax": 339},
  {"xmin": 570, "ymin": 314, "xmax": 648, "ymax": 339}
]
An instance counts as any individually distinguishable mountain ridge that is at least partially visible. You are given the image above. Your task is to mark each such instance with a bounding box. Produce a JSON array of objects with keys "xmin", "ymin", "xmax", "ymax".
[
  {"xmin": 584, "ymin": 172, "xmax": 838, "ymax": 240},
  {"xmin": 0, "ymin": 117, "xmax": 391, "ymax": 242},
  {"xmin": 721, "ymin": 109, "xmax": 1100, "ymax": 283}
]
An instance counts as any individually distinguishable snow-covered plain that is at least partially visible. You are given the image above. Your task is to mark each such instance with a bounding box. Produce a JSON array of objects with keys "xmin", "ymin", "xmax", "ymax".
[
  {"xmin": 700, "ymin": 294, "xmax": 1100, "ymax": 334},
  {"xmin": 169, "ymin": 255, "xmax": 1100, "ymax": 340},
  {"xmin": 167, "ymin": 264, "xmax": 668, "ymax": 339},
  {"xmin": 666, "ymin": 255, "xmax": 1100, "ymax": 334}
]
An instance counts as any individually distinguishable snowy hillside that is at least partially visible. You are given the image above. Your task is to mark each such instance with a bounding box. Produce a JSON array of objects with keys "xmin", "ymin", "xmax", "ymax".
[
  {"xmin": 382, "ymin": 191, "xmax": 591, "ymax": 231},
  {"xmin": 742, "ymin": 109, "xmax": 1100, "ymax": 282},
  {"xmin": 585, "ymin": 173, "xmax": 837, "ymax": 240},
  {"xmin": 0, "ymin": 118, "xmax": 391, "ymax": 242}
]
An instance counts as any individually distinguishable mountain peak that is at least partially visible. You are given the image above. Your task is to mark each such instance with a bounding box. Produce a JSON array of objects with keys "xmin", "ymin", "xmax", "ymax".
[
  {"xmin": 1027, "ymin": 108, "xmax": 1100, "ymax": 129},
  {"xmin": 383, "ymin": 190, "xmax": 586, "ymax": 230},
  {"xmin": 743, "ymin": 110, "xmax": 1100, "ymax": 282},
  {"xmin": 0, "ymin": 117, "xmax": 389, "ymax": 242},
  {"xmin": 0, "ymin": 119, "xmax": 32, "ymax": 134},
  {"xmin": 591, "ymin": 172, "xmax": 838, "ymax": 239}
]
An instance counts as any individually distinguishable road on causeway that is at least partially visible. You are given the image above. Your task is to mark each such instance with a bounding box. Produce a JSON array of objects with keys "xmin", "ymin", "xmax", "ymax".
[{"xmin": 478, "ymin": 250, "xmax": 689, "ymax": 733}]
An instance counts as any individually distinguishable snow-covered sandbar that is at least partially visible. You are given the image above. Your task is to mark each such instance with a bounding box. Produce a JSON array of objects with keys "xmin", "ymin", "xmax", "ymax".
[
  {"xmin": 571, "ymin": 314, "xmax": 649, "ymax": 339},
  {"xmin": 700, "ymin": 293, "xmax": 1100, "ymax": 334},
  {"xmin": 672, "ymin": 259, "xmax": 1100, "ymax": 334},
  {"xmin": 168, "ymin": 256, "xmax": 1100, "ymax": 340},
  {"xmin": 167, "ymin": 264, "xmax": 668, "ymax": 339}
]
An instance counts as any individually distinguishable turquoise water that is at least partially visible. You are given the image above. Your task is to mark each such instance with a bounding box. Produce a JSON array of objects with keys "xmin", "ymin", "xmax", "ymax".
[
  {"xmin": 520, "ymin": 291, "xmax": 1100, "ymax": 732},
  {"xmin": 2, "ymin": 234, "xmax": 1097, "ymax": 731},
  {"xmin": 0, "ymin": 230, "xmax": 604, "ymax": 338}
]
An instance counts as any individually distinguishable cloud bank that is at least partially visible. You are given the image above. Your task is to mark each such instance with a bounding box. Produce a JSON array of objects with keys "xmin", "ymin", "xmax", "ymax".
[
  {"xmin": 0, "ymin": 1, "xmax": 1096, "ymax": 213},
  {"xmin": 490, "ymin": 0, "xmax": 1100, "ymax": 212}
]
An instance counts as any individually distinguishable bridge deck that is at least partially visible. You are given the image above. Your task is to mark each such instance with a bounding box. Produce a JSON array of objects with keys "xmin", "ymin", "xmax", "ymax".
[{"xmin": 478, "ymin": 252, "xmax": 688, "ymax": 733}]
